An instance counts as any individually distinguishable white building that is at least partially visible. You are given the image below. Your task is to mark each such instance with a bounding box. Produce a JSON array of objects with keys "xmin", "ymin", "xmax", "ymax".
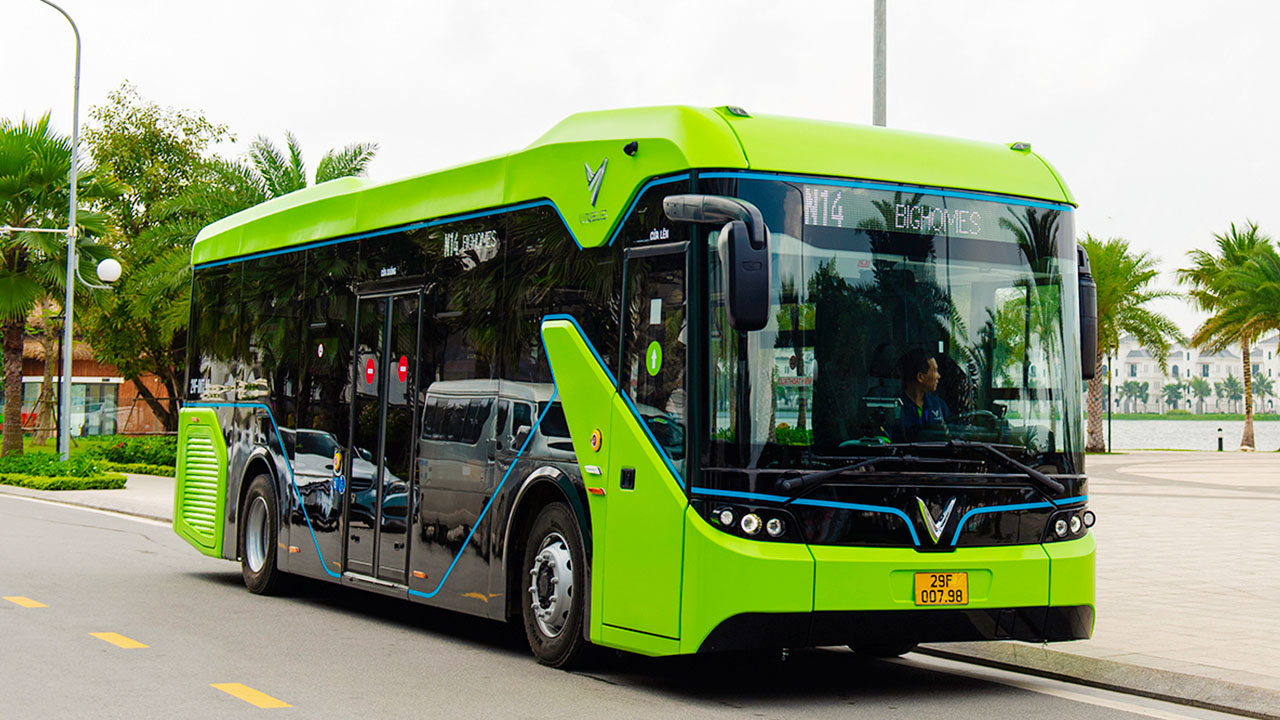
[{"xmin": 1106, "ymin": 333, "xmax": 1279, "ymax": 414}]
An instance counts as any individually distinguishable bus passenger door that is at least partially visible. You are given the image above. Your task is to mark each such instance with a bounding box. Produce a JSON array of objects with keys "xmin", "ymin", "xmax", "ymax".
[
  {"xmin": 604, "ymin": 242, "xmax": 690, "ymax": 639},
  {"xmin": 346, "ymin": 291, "xmax": 422, "ymax": 582}
]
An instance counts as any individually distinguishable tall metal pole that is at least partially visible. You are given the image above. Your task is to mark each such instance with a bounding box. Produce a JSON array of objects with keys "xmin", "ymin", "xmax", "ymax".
[
  {"xmin": 40, "ymin": 0, "xmax": 80, "ymax": 461},
  {"xmin": 873, "ymin": 0, "xmax": 886, "ymax": 126}
]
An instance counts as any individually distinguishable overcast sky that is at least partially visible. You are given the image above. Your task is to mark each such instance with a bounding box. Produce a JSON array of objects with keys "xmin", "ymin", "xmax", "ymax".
[{"xmin": 3, "ymin": 0, "xmax": 1277, "ymax": 333}]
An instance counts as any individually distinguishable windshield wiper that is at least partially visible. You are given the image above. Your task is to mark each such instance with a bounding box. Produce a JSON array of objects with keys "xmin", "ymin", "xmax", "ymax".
[
  {"xmin": 777, "ymin": 455, "xmax": 953, "ymax": 493},
  {"xmin": 885, "ymin": 440, "xmax": 1064, "ymax": 494}
]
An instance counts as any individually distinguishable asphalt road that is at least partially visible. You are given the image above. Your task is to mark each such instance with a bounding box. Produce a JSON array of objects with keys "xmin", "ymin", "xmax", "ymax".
[{"xmin": 0, "ymin": 495, "xmax": 1248, "ymax": 720}]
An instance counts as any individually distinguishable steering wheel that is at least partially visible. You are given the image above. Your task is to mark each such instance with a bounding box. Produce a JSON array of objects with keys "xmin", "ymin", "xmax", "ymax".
[{"xmin": 948, "ymin": 409, "xmax": 1001, "ymax": 430}]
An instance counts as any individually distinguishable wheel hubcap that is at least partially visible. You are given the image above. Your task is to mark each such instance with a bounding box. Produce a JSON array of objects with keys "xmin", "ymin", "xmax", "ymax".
[
  {"xmin": 528, "ymin": 531, "xmax": 573, "ymax": 638},
  {"xmin": 245, "ymin": 496, "xmax": 269, "ymax": 573}
]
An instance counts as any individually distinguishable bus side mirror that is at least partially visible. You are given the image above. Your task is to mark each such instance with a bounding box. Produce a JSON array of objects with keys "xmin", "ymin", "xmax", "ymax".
[
  {"xmin": 663, "ymin": 194, "xmax": 771, "ymax": 332},
  {"xmin": 1078, "ymin": 246, "xmax": 1098, "ymax": 380},
  {"xmin": 717, "ymin": 220, "xmax": 770, "ymax": 331}
]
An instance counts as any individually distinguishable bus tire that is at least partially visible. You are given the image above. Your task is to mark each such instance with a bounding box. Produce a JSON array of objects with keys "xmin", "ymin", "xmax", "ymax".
[
  {"xmin": 850, "ymin": 641, "xmax": 917, "ymax": 658},
  {"xmin": 520, "ymin": 502, "xmax": 588, "ymax": 668},
  {"xmin": 240, "ymin": 473, "xmax": 286, "ymax": 595}
]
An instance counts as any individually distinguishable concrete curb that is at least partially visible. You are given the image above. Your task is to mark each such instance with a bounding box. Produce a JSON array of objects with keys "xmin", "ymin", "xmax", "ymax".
[
  {"xmin": 0, "ymin": 481, "xmax": 173, "ymax": 524},
  {"xmin": 918, "ymin": 642, "xmax": 1280, "ymax": 720}
]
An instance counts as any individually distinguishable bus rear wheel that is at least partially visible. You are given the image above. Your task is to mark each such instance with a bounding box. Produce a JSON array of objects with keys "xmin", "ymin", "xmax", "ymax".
[
  {"xmin": 241, "ymin": 473, "xmax": 286, "ymax": 595},
  {"xmin": 520, "ymin": 503, "xmax": 588, "ymax": 668}
]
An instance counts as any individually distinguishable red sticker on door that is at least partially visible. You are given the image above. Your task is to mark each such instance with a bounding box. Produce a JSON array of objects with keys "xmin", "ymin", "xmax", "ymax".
[
  {"xmin": 364, "ymin": 357, "xmax": 376, "ymax": 385},
  {"xmin": 398, "ymin": 355, "xmax": 408, "ymax": 383}
]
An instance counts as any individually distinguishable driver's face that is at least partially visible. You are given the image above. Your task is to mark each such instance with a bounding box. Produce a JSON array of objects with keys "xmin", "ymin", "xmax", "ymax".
[{"xmin": 918, "ymin": 358, "xmax": 941, "ymax": 393}]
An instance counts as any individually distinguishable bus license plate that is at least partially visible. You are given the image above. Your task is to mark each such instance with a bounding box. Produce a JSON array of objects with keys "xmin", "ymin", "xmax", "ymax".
[{"xmin": 914, "ymin": 572, "xmax": 968, "ymax": 606}]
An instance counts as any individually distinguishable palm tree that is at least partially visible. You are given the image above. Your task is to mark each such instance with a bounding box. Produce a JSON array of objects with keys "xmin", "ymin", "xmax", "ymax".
[
  {"xmin": 1217, "ymin": 374, "xmax": 1245, "ymax": 413},
  {"xmin": 1083, "ymin": 235, "xmax": 1183, "ymax": 451},
  {"xmin": 82, "ymin": 131, "xmax": 378, "ymax": 431},
  {"xmin": 1253, "ymin": 374, "xmax": 1275, "ymax": 414},
  {"xmin": 1178, "ymin": 222, "xmax": 1274, "ymax": 449},
  {"xmin": 0, "ymin": 114, "xmax": 119, "ymax": 455},
  {"xmin": 1186, "ymin": 376, "xmax": 1212, "ymax": 414},
  {"xmin": 1160, "ymin": 381, "xmax": 1184, "ymax": 412}
]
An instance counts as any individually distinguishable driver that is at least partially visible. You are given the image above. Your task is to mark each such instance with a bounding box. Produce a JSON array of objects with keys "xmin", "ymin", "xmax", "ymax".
[{"xmin": 895, "ymin": 348, "xmax": 950, "ymax": 440}]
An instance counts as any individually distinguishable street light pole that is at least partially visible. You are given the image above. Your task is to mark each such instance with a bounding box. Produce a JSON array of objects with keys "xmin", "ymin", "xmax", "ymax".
[
  {"xmin": 873, "ymin": 0, "xmax": 886, "ymax": 126},
  {"xmin": 39, "ymin": 0, "xmax": 81, "ymax": 461}
]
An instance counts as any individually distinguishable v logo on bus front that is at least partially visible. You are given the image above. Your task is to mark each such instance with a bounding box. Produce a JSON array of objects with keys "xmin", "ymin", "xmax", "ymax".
[
  {"xmin": 917, "ymin": 496, "xmax": 958, "ymax": 544},
  {"xmin": 585, "ymin": 158, "xmax": 607, "ymax": 207}
]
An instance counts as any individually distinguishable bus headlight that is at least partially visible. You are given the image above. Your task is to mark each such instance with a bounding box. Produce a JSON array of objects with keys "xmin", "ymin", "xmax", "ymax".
[
  {"xmin": 1069, "ymin": 515, "xmax": 1082, "ymax": 534},
  {"xmin": 1053, "ymin": 518, "xmax": 1069, "ymax": 538},
  {"xmin": 1082, "ymin": 510, "xmax": 1096, "ymax": 528},
  {"xmin": 740, "ymin": 513, "xmax": 762, "ymax": 535},
  {"xmin": 717, "ymin": 508, "xmax": 734, "ymax": 527},
  {"xmin": 765, "ymin": 517, "xmax": 785, "ymax": 537}
]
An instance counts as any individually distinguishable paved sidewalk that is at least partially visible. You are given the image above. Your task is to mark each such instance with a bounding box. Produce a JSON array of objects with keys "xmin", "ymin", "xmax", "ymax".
[
  {"xmin": 3, "ymin": 453, "xmax": 1278, "ymax": 716},
  {"xmin": 0, "ymin": 472, "xmax": 174, "ymax": 523},
  {"xmin": 926, "ymin": 450, "xmax": 1280, "ymax": 718}
]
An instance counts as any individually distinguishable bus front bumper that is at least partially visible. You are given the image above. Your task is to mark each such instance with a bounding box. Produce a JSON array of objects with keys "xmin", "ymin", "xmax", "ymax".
[{"xmin": 680, "ymin": 507, "xmax": 1095, "ymax": 654}]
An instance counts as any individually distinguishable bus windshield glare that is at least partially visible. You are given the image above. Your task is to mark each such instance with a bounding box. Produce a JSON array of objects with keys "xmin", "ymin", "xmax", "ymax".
[{"xmin": 706, "ymin": 176, "xmax": 1083, "ymax": 473}]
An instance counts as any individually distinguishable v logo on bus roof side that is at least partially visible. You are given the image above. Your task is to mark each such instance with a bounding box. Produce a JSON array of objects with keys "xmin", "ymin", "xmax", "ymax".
[
  {"xmin": 585, "ymin": 158, "xmax": 608, "ymax": 207},
  {"xmin": 917, "ymin": 496, "xmax": 958, "ymax": 545}
]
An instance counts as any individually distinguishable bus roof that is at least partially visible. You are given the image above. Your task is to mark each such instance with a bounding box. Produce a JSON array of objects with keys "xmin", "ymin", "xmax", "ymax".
[{"xmin": 192, "ymin": 106, "xmax": 1074, "ymax": 265}]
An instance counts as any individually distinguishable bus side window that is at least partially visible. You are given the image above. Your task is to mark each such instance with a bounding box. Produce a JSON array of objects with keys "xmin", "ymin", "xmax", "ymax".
[{"xmin": 495, "ymin": 400, "xmax": 510, "ymax": 451}]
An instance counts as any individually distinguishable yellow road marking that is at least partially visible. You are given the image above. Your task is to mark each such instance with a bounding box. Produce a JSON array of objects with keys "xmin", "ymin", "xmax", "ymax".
[
  {"xmin": 3, "ymin": 596, "xmax": 47, "ymax": 608},
  {"xmin": 211, "ymin": 683, "xmax": 291, "ymax": 709},
  {"xmin": 90, "ymin": 632, "xmax": 148, "ymax": 649}
]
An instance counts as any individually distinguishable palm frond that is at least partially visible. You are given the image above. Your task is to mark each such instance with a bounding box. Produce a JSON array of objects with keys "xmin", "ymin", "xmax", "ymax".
[{"xmin": 315, "ymin": 141, "xmax": 379, "ymax": 184}]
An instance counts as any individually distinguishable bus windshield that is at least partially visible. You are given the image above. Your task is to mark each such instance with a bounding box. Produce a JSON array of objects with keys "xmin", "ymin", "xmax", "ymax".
[{"xmin": 706, "ymin": 176, "xmax": 1083, "ymax": 473}]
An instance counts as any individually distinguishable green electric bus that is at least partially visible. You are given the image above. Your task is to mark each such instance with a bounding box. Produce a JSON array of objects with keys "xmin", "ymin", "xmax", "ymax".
[{"xmin": 175, "ymin": 105, "xmax": 1097, "ymax": 667}]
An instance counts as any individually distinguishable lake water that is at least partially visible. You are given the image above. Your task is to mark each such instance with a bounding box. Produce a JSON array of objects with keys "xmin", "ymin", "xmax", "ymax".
[{"xmin": 1102, "ymin": 419, "xmax": 1280, "ymax": 451}]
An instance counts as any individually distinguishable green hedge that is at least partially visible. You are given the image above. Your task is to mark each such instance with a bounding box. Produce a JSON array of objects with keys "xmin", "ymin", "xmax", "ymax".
[
  {"xmin": 92, "ymin": 435, "xmax": 178, "ymax": 466},
  {"xmin": 98, "ymin": 460, "xmax": 175, "ymax": 477},
  {"xmin": 0, "ymin": 473, "xmax": 126, "ymax": 490},
  {"xmin": 0, "ymin": 453, "xmax": 127, "ymax": 490}
]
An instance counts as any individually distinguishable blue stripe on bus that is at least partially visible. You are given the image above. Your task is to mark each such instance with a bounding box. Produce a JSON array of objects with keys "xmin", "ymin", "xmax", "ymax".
[
  {"xmin": 192, "ymin": 172, "xmax": 693, "ymax": 270},
  {"xmin": 408, "ymin": 387, "xmax": 560, "ymax": 599},
  {"xmin": 540, "ymin": 313, "xmax": 685, "ymax": 489},
  {"xmin": 186, "ymin": 401, "xmax": 342, "ymax": 579},
  {"xmin": 1052, "ymin": 494, "xmax": 1088, "ymax": 506},
  {"xmin": 948, "ymin": 501, "xmax": 1055, "ymax": 546},
  {"xmin": 696, "ymin": 171, "xmax": 1074, "ymax": 211}
]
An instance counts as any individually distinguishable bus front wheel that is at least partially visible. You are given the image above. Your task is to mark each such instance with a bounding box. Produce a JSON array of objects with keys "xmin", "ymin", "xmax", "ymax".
[
  {"xmin": 520, "ymin": 503, "xmax": 588, "ymax": 668},
  {"xmin": 241, "ymin": 473, "xmax": 286, "ymax": 595}
]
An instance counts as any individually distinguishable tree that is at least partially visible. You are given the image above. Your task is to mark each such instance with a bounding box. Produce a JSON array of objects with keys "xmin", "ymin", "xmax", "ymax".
[
  {"xmin": 1216, "ymin": 373, "xmax": 1244, "ymax": 413},
  {"xmin": 1253, "ymin": 374, "xmax": 1275, "ymax": 413},
  {"xmin": 1119, "ymin": 379, "xmax": 1148, "ymax": 413},
  {"xmin": 1160, "ymin": 381, "xmax": 1184, "ymax": 411},
  {"xmin": 1178, "ymin": 222, "xmax": 1275, "ymax": 449},
  {"xmin": 80, "ymin": 85, "xmax": 377, "ymax": 431},
  {"xmin": 1186, "ymin": 376, "xmax": 1212, "ymax": 414},
  {"xmin": 79, "ymin": 85, "xmax": 231, "ymax": 431},
  {"xmin": 0, "ymin": 113, "xmax": 119, "ymax": 455},
  {"xmin": 1082, "ymin": 235, "xmax": 1183, "ymax": 451}
]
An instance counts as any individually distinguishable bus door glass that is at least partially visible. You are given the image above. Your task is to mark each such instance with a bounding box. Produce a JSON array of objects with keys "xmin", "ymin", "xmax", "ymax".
[
  {"xmin": 604, "ymin": 241, "xmax": 689, "ymax": 639},
  {"xmin": 346, "ymin": 290, "xmax": 422, "ymax": 581}
]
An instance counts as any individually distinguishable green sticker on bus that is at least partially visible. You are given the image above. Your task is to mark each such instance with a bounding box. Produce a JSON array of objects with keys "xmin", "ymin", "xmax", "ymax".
[{"xmin": 646, "ymin": 341, "xmax": 663, "ymax": 376}]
